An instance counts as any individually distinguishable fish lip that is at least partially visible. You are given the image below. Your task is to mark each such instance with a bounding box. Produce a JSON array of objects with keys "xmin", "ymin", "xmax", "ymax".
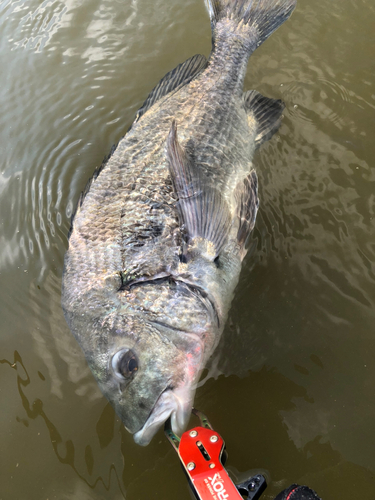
[
  {"xmin": 133, "ymin": 384, "xmax": 193, "ymax": 446},
  {"xmin": 133, "ymin": 381, "xmax": 172, "ymax": 428}
]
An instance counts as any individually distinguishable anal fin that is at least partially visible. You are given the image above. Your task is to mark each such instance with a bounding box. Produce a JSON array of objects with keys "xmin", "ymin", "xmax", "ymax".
[
  {"xmin": 166, "ymin": 121, "xmax": 231, "ymax": 261},
  {"xmin": 234, "ymin": 171, "xmax": 259, "ymax": 257},
  {"xmin": 244, "ymin": 90, "xmax": 285, "ymax": 148}
]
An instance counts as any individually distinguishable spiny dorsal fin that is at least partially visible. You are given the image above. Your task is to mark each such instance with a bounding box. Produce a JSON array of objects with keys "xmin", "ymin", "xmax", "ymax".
[
  {"xmin": 166, "ymin": 121, "xmax": 231, "ymax": 260},
  {"xmin": 234, "ymin": 171, "xmax": 259, "ymax": 257},
  {"xmin": 244, "ymin": 90, "xmax": 285, "ymax": 148},
  {"xmin": 134, "ymin": 54, "xmax": 208, "ymax": 123}
]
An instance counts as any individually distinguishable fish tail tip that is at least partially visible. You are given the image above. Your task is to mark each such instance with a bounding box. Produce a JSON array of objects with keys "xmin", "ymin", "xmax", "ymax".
[{"xmin": 205, "ymin": 0, "xmax": 297, "ymax": 47}]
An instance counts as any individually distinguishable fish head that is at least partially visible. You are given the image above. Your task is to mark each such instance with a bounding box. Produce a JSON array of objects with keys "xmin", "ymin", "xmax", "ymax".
[{"xmin": 85, "ymin": 314, "xmax": 204, "ymax": 446}]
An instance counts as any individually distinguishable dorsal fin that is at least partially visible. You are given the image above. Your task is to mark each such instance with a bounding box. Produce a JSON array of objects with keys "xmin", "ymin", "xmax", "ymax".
[
  {"xmin": 166, "ymin": 121, "xmax": 231, "ymax": 260},
  {"xmin": 234, "ymin": 170, "xmax": 259, "ymax": 258},
  {"xmin": 134, "ymin": 54, "xmax": 208, "ymax": 123},
  {"xmin": 244, "ymin": 90, "xmax": 285, "ymax": 148}
]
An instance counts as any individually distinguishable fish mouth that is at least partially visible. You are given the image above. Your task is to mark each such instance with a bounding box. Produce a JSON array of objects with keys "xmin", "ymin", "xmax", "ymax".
[{"xmin": 133, "ymin": 384, "xmax": 193, "ymax": 446}]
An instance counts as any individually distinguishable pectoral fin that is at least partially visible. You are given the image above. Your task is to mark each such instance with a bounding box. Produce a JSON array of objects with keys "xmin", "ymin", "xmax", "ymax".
[
  {"xmin": 244, "ymin": 90, "xmax": 285, "ymax": 148},
  {"xmin": 234, "ymin": 171, "xmax": 259, "ymax": 257},
  {"xmin": 166, "ymin": 121, "xmax": 231, "ymax": 260}
]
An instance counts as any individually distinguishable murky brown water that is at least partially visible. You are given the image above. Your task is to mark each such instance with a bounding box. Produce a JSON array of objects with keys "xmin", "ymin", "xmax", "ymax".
[{"xmin": 1, "ymin": 0, "xmax": 374, "ymax": 498}]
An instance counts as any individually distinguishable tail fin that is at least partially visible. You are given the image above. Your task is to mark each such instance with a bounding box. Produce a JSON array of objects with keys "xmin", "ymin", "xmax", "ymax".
[{"xmin": 205, "ymin": 0, "xmax": 297, "ymax": 47}]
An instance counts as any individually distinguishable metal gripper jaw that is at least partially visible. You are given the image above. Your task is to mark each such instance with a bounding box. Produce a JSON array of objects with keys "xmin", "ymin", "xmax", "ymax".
[{"xmin": 165, "ymin": 408, "xmax": 267, "ymax": 500}]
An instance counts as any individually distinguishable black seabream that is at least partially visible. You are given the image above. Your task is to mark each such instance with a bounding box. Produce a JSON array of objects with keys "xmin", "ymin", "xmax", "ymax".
[{"xmin": 62, "ymin": 0, "xmax": 297, "ymax": 445}]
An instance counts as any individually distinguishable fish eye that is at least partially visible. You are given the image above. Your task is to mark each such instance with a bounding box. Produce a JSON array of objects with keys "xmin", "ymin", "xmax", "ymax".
[{"xmin": 112, "ymin": 349, "xmax": 139, "ymax": 379}]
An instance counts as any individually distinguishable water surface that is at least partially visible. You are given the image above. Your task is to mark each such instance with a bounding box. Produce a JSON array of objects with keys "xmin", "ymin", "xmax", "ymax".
[{"xmin": 1, "ymin": 0, "xmax": 374, "ymax": 498}]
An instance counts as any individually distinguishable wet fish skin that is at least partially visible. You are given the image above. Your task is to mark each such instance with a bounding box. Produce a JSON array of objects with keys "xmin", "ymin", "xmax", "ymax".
[{"xmin": 62, "ymin": 0, "xmax": 296, "ymax": 445}]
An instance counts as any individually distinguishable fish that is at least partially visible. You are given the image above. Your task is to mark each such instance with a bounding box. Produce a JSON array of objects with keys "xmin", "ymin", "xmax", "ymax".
[{"xmin": 62, "ymin": 0, "xmax": 297, "ymax": 446}]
